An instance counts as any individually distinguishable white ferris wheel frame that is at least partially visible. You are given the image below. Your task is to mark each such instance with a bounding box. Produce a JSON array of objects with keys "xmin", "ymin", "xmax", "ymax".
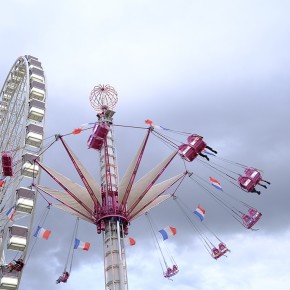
[{"xmin": 0, "ymin": 55, "xmax": 47, "ymax": 290}]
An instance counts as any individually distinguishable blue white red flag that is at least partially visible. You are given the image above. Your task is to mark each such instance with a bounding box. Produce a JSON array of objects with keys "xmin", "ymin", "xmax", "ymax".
[
  {"xmin": 33, "ymin": 226, "xmax": 51, "ymax": 240},
  {"xmin": 210, "ymin": 177, "xmax": 223, "ymax": 191},
  {"xmin": 159, "ymin": 226, "xmax": 177, "ymax": 240},
  {"xmin": 74, "ymin": 238, "xmax": 90, "ymax": 251},
  {"xmin": 194, "ymin": 204, "xmax": 206, "ymax": 221},
  {"xmin": 122, "ymin": 237, "xmax": 136, "ymax": 247},
  {"xmin": 6, "ymin": 206, "xmax": 16, "ymax": 221},
  {"xmin": 0, "ymin": 176, "xmax": 8, "ymax": 187}
]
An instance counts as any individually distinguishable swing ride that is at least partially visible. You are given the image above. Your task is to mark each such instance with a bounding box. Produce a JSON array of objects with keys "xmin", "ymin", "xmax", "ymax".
[
  {"xmin": 54, "ymin": 217, "xmax": 84, "ymax": 284},
  {"xmin": 146, "ymin": 213, "xmax": 179, "ymax": 279},
  {"xmin": 0, "ymin": 55, "xmax": 47, "ymax": 290},
  {"xmin": 0, "ymin": 57, "xmax": 270, "ymax": 290}
]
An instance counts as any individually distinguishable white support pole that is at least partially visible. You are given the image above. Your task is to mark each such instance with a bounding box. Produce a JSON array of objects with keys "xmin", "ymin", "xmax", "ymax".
[
  {"xmin": 117, "ymin": 220, "xmax": 125, "ymax": 290},
  {"xmin": 103, "ymin": 220, "xmax": 128, "ymax": 290},
  {"xmin": 100, "ymin": 113, "xmax": 128, "ymax": 290}
]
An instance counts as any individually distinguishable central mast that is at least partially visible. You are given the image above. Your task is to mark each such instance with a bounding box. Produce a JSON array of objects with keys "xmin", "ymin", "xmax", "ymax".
[{"xmin": 89, "ymin": 85, "xmax": 128, "ymax": 290}]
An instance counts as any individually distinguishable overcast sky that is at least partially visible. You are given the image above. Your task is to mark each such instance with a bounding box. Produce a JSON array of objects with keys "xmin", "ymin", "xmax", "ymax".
[{"xmin": 1, "ymin": 1, "xmax": 290, "ymax": 290}]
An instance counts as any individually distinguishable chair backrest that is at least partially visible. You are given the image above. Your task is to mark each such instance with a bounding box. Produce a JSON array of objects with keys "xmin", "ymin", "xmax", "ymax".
[
  {"xmin": 248, "ymin": 208, "xmax": 258, "ymax": 217},
  {"xmin": 218, "ymin": 243, "xmax": 226, "ymax": 251},
  {"xmin": 242, "ymin": 214, "xmax": 252, "ymax": 223},
  {"xmin": 187, "ymin": 134, "xmax": 206, "ymax": 153},
  {"xmin": 212, "ymin": 248, "xmax": 220, "ymax": 255}
]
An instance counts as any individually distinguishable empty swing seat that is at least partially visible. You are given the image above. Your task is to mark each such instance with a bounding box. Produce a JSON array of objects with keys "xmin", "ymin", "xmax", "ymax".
[
  {"xmin": 92, "ymin": 123, "xmax": 109, "ymax": 139},
  {"xmin": 187, "ymin": 134, "xmax": 207, "ymax": 154},
  {"xmin": 218, "ymin": 242, "xmax": 230, "ymax": 254},
  {"xmin": 242, "ymin": 209, "xmax": 262, "ymax": 229},
  {"xmin": 2, "ymin": 152, "xmax": 13, "ymax": 177},
  {"xmin": 15, "ymin": 187, "xmax": 35, "ymax": 214},
  {"xmin": 164, "ymin": 265, "xmax": 179, "ymax": 278},
  {"xmin": 242, "ymin": 214, "xmax": 252, "ymax": 227},
  {"xmin": 248, "ymin": 208, "xmax": 262, "ymax": 220},
  {"xmin": 211, "ymin": 247, "xmax": 223, "ymax": 259},
  {"xmin": 242, "ymin": 214, "xmax": 255, "ymax": 229},
  {"xmin": 87, "ymin": 135, "xmax": 104, "ymax": 150},
  {"xmin": 87, "ymin": 123, "xmax": 109, "ymax": 150},
  {"xmin": 7, "ymin": 225, "xmax": 28, "ymax": 251}
]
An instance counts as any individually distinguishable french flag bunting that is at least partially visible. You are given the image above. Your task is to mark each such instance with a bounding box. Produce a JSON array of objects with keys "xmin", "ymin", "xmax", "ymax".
[
  {"xmin": 122, "ymin": 237, "xmax": 136, "ymax": 247},
  {"xmin": 74, "ymin": 238, "xmax": 90, "ymax": 251},
  {"xmin": 6, "ymin": 206, "xmax": 16, "ymax": 221},
  {"xmin": 210, "ymin": 177, "xmax": 223, "ymax": 191},
  {"xmin": 159, "ymin": 226, "xmax": 177, "ymax": 240},
  {"xmin": 33, "ymin": 226, "xmax": 51, "ymax": 240},
  {"xmin": 194, "ymin": 204, "xmax": 206, "ymax": 221},
  {"xmin": 0, "ymin": 176, "xmax": 8, "ymax": 187}
]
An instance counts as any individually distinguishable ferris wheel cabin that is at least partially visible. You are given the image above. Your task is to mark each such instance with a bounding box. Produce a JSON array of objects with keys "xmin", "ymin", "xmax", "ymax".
[
  {"xmin": 0, "ymin": 267, "xmax": 19, "ymax": 290},
  {"xmin": 0, "ymin": 101, "xmax": 7, "ymax": 112},
  {"xmin": 29, "ymin": 80, "xmax": 45, "ymax": 102},
  {"xmin": 21, "ymin": 153, "xmax": 39, "ymax": 178},
  {"xmin": 15, "ymin": 187, "xmax": 35, "ymax": 214},
  {"xmin": 29, "ymin": 67, "xmax": 45, "ymax": 83},
  {"xmin": 25, "ymin": 124, "xmax": 44, "ymax": 148},
  {"xmin": 3, "ymin": 82, "xmax": 16, "ymax": 102},
  {"xmin": 28, "ymin": 99, "xmax": 45, "ymax": 122},
  {"xmin": 7, "ymin": 225, "xmax": 28, "ymax": 252},
  {"xmin": 11, "ymin": 66, "xmax": 24, "ymax": 82}
]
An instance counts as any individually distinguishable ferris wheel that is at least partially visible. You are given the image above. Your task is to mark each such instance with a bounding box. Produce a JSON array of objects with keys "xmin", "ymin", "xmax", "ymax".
[{"xmin": 0, "ymin": 55, "xmax": 47, "ymax": 290}]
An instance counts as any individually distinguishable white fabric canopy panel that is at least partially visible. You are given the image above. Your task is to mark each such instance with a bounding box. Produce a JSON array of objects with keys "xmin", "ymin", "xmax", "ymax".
[
  {"xmin": 36, "ymin": 184, "xmax": 93, "ymax": 217},
  {"xmin": 118, "ymin": 132, "xmax": 149, "ymax": 204},
  {"xmin": 54, "ymin": 203, "xmax": 94, "ymax": 224},
  {"xmin": 131, "ymin": 194, "xmax": 171, "ymax": 220},
  {"xmin": 37, "ymin": 162, "xmax": 95, "ymax": 211},
  {"xmin": 127, "ymin": 152, "xmax": 177, "ymax": 209},
  {"xmin": 61, "ymin": 139, "xmax": 102, "ymax": 204},
  {"xmin": 129, "ymin": 173, "xmax": 184, "ymax": 217}
]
